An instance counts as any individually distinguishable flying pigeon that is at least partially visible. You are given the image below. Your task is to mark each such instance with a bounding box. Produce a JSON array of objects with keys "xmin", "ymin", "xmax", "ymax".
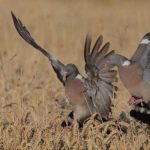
[
  {"xmin": 107, "ymin": 33, "xmax": 150, "ymax": 109},
  {"xmin": 11, "ymin": 12, "xmax": 117, "ymax": 125}
]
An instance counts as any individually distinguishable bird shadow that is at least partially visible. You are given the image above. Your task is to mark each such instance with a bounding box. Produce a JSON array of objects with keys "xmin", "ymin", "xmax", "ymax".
[{"xmin": 130, "ymin": 109, "xmax": 150, "ymax": 124}]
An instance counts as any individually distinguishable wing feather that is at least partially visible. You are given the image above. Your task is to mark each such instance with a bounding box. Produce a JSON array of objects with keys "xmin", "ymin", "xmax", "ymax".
[
  {"xmin": 84, "ymin": 33, "xmax": 116, "ymax": 119},
  {"xmin": 96, "ymin": 42, "xmax": 110, "ymax": 61},
  {"xmin": 131, "ymin": 33, "xmax": 150, "ymax": 85},
  {"xmin": 91, "ymin": 35, "xmax": 103, "ymax": 63},
  {"xmin": 11, "ymin": 12, "xmax": 66, "ymax": 84},
  {"xmin": 131, "ymin": 33, "xmax": 150, "ymax": 63},
  {"xmin": 84, "ymin": 33, "xmax": 92, "ymax": 65}
]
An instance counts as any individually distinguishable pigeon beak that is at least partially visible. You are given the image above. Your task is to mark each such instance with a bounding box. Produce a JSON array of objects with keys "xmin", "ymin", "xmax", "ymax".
[{"xmin": 63, "ymin": 72, "xmax": 69, "ymax": 81}]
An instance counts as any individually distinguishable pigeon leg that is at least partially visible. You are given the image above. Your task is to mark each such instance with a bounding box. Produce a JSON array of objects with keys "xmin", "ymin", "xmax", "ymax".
[
  {"xmin": 128, "ymin": 96, "xmax": 144, "ymax": 106},
  {"xmin": 133, "ymin": 98, "xmax": 144, "ymax": 106}
]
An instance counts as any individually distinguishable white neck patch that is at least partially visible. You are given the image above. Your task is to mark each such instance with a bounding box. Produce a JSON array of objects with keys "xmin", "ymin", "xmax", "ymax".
[
  {"xmin": 122, "ymin": 60, "xmax": 131, "ymax": 66},
  {"xmin": 76, "ymin": 74, "xmax": 83, "ymax": 79},
  {"xmin": 141, "ymin": 38, "xmax": 150, "ymax": 44}
]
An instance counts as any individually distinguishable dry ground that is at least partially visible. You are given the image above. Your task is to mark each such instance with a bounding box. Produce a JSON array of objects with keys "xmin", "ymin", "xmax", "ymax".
[{"xmin": 1, "ymin": 0, "xmax": 150, "ymax": 149}]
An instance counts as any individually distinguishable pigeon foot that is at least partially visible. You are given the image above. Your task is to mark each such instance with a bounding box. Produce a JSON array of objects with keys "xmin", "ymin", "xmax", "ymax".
[{"xmin": 128, "ymin": 96, "xmax": 144, "ymax": 106}]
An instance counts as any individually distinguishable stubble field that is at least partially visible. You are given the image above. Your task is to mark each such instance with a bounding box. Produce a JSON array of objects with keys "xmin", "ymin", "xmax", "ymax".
[{"xmin": 1, "ymin": 0, "xmax": 150, "ymax": 149}]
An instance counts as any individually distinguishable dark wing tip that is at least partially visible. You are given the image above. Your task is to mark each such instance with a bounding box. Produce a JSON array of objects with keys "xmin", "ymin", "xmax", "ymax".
[
  {"xmin": 11, "ymin": 11, "xmax": 35, "ymax": 45},
  {"xmin": 143, "ymin": 32, "xmax": 150, "ymax": 38},
  {"xmin": 11, "ymin": 11, "xmax": 66, "ymax": 85},
  {"xmin": 85, "ymin": 32, "xmax": 92, "ymax": 48},
  {"xmin": 92, "ymin": 34, "xmax": 103, "ymax": 54},
  {"xmin": 104, "ymin": 42, "xmax": 110, "ymax": 49},
  {"xmin": 11, "ymin": 11, "xmax": 51, "ymax": 59},
  {"xmin": 84, "ymin": 32, "xmax": 92, "ymax": 63},
  {"xmin": 85, "ymin": 32, "xmax": 92, "ymax": 46},
  {"xmin": 11, "ymin": 11, "xmax": 18, "ymax": 26},
  {"xmin": 105, "ymin": 50, "xmax": 115, "ymax": 58},
  {"xmin": 11, "ymin": 11, "xmax": 21, "ymax": 30},
  {"xmin": 86, "ymin": 32, "xmax": 91, "ymax": 40},
  {"xmin": 11, "ymin": 11, "xmax": 14, "ymax": 18}
]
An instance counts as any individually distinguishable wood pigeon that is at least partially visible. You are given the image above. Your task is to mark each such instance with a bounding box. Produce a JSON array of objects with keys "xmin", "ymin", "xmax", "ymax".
[
  {"xmin": 11, "ymin": 12, "xmax": 117, "ymax": 125},
  {"xmin": 107, "ymin": 33, "xmax": 150, "ymax": 110}
]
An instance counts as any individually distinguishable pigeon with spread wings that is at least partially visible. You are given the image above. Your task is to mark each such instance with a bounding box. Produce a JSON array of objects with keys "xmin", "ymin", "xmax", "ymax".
[{"xmin": 11, "ymin": 12, "xmax": 117, "ymax": 125}]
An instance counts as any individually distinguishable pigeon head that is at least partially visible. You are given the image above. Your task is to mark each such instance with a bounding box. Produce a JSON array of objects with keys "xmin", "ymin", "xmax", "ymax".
[
  {"xmin": 63, "ymin": 64, "xmax": 80, "ymax": 81},
  {"xmin": 107, "ymin": 54, "xmax": 131, "ymax": 67}
]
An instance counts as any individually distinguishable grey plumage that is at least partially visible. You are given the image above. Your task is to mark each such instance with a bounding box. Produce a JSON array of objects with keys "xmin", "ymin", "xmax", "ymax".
[
  {"xmin": 11, "ymin": 12, "xmax": 66, "ymax": 85},
  {"xmin": 84, "ymin": 34, "xmax": 116, "ymax": 119},
  {"xmin": 11, "ymin": 12, "xmax": 117, "ymax": 125},
  {"xmin": 108, "ymin": 32, "xmax": 150, "ymax": 110}
]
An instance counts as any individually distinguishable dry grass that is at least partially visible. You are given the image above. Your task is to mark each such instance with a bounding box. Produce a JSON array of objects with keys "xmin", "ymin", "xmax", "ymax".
[{"xmin": 1, "ymin": 0, "xmax": 150, "ymax": 149}]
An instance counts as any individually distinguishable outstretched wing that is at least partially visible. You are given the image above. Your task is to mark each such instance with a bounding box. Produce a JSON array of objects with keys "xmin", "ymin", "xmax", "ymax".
[
  {"xmin": 131, "ymin": 33, "xmax": 150, "ymax": 68},
  {"xmin": 131, "ymin": 33, "xmax": 150, "ymax": 85},
  {"xmin": 11, "ymin": 12, "xmax": 66, "ymax": 84},
  {"xmin": 84, "ymin": 33, "xmax": 117, "ymax": 119}
]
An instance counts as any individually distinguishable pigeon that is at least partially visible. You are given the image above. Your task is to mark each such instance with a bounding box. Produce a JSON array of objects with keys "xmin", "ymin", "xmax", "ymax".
[
  {"xmin": 11, "ymin": 12, "xmax": 117, "ymax": 125},
  {"xmin": 107, "ymin": 33, "xmax": 150, "ymax": 109}
]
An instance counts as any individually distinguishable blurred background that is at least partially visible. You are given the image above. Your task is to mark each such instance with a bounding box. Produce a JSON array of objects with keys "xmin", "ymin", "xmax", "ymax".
[{"xmin": 1, "ymin": 0, "xmax": 150, "ymax": 149}]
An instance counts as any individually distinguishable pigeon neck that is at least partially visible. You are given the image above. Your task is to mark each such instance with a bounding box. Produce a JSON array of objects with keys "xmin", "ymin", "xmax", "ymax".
[
  {"xmin": 121, "ymin": 60, "xmax": 131, "ymax": 67},
  {"xmin": 76, "ymin": 74, "xmax": 83, "ymax": 80},
  {"xmin": 66, "ymin": 74, "xmax": 82, "ymax": 82}
]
